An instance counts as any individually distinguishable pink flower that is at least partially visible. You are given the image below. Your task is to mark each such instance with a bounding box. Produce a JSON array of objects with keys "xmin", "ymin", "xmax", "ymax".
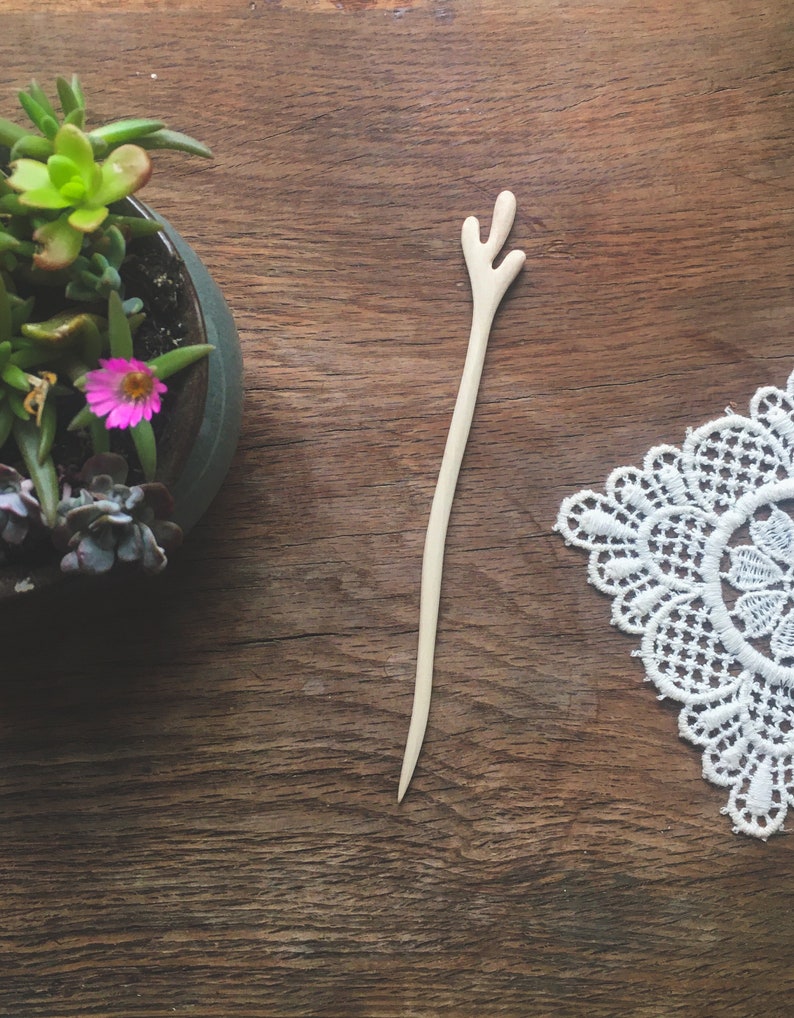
[{"xmin": 84, "ymin": 357, "xmax": 167, "ymax": 430}]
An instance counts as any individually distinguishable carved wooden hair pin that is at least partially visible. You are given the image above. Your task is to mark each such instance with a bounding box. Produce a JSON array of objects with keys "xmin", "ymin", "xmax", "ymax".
[{"xmin": 398, "ymin": 191, "xmax": 525, "ymax": 802}]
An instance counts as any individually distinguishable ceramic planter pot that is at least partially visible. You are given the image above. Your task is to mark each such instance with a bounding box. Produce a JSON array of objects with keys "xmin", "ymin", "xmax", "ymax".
[
  {"xmin": 0, "ymin": 197, "xmax": 243, "ymax": 599},
  {"xmin": 130, "ymin": 198, "xmax": 244, "ymax": 533}
]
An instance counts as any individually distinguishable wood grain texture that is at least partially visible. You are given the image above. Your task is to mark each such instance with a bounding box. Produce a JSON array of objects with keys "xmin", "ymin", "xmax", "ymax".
[{"xmin": 1, "ymin": 2, "xmax": 793, "ymax": 1015}]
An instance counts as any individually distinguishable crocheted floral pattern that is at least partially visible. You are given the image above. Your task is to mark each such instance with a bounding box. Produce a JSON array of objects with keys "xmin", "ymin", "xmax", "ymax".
[{"xmin": 555, "ymin": 371, "xmax": 794, "ymax": 839}]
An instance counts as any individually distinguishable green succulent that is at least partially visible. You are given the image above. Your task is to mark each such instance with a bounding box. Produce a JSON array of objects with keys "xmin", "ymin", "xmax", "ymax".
[
  {"xmin": 0, "ymin": 76, "xmax": 212, "ymax": 163},
  {"xmin": 0, "ymin": 76, "xmax": 211, "ymax": 298},
  {"xmin": 64, "ymin": 223, "xmax": 127, "ymax": 301},
  {"xmin": 6, "ymin": 123, "xmax": 152, "ymax": 270}
]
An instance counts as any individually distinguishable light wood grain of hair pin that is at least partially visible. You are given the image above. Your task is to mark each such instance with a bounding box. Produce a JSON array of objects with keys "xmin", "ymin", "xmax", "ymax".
[{"xmin": 398, "ymin": 190, "xmax": 526, "ymax": 802}]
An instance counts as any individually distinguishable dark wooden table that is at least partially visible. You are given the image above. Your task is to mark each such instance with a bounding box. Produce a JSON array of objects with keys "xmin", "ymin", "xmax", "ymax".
[{"xmin": 2, "ymin": 2, "xmax": 792, "ymax": 1015}]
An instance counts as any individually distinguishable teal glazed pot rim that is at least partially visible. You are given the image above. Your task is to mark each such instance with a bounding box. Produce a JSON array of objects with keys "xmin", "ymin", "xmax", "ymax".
[{"xmin": 131, "ymin": 198, "xmax": 244, "ymax": 533}]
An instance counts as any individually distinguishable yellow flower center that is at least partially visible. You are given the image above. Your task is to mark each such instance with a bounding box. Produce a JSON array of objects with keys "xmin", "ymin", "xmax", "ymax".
[{"xmin": 122, "ymin": 370, "xmax": 154, "ymax": 402}]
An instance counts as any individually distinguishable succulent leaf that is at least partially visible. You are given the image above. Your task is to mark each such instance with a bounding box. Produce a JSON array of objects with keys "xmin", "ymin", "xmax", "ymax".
[
  {"xmin": 149, "ymin": 344, "xmax": 213, "ymax": 380},
  {"xmin": 25, "ymin": 81, "xmax": 58, "ymax": 122},
  {"xmin": 88, "ymin": 415, "xmax": 110, "ymax": 454},
  {"xmin": 0, "ymin": 463, "xmax": 41, "ymax": 550},
  {"xmin": 63, "ymin": 108, "xmax": 86, "ymax": 130},
  {"xmin": 0, "ymin": 277, "xmax": 11, "ymax": 345},
  {"xmin": 7, "ymin": 348, "xmax": 44, "ymax": 373},
  {"xmin": 47, "ymin": 153, "xmax": 81, "ymax": 191},
  {"xmin": 0, "ymin": 231, "xmax": 24, "ymax": 254},
  {"xmin": 136, "ymin": 128, "xmax": 213, "ymax": 159},
  {"xmin": 0, "ymin": 193, "xmax": 30, "ymax": 216},
  {"xmin": 0, "ymin": 117, "xmax": 27, "ymax": 148},
  {"xmin": 88, "ymin": 118, "xmax": 165, "ymax": 151},
  {"xmin": 131, "ymin": 418, "xmax": 157, "ymax": 481},
  {"xmin": 107, "ymin": 291, "xmax": 133, "ymax": 358},
  {"xmin": 92, "ymin": 144, "xmax": 152, "ymax": 206},
  {"xmin": 17, "ymin": 91, "xmax": 58, "ymax": 139},
  {"xmin": 56, "ymin": 77, "xmax": 83, "ymax": 117},
  {"xmin": 32, "ymin": 216, "xmax": 83, "ymax": 270},
  {"xmin": 8, "ymin": 390, "xmax": 29, "ymax": 421},
  {"xmin": 24, "ymin": 310, "xmax": 93, "ymax": 344},
  {"xmin": 9, "ymin": 134, "xmax": 54, "ymax": 161},
  {"xmin": 9, "ymin": 125, "xmax": 153, "ymax": 272},
  {"xmin": 10, "ymin": 296, "xmax": 35, "ymax": 335},
  {"xmin": 68, "ymin": 205, "xmax": 108, "ymax": 233},
  {"xmin": 19, "ymin": 183, "xmax": 73, "ymax": 210},
  {"xmin": 70, "ymin": 76, "xmax": 86, "ymax": 111},
  {"xmin": 66, "ymin": 403, "xmax": 94, "ymax": 432},
  {"xmin": 1, "ymin": 363, "xmax": 31, "ymax": 392},
  {"xmin": 54, "ymin": 124, "xmax": 97, "ymax": 187},
  {"xmin": 13, "ymin": 417, "xmax": 58, "ymax": 527},
  {"xmin": 8, "ymin": 157, "xmax": 54, "ymax": 195},
  {"xmin": 0, "ymin": 402, "xmax": 14, "ymax": 448},
  {"xmin": 37, "ymin": 398, "xmax": 57, "ymax": 463},
  {"xmin": 105, "ymin": 213, "xmax": 163, "ymax": 239},
  {"xmin": 93, "ymin": 225, "xmax": 126, "ymax": 268}
]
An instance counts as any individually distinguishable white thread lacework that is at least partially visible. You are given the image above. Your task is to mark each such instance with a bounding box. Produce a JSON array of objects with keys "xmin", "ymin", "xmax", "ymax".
[{"xmin": 555, "ymin": 370, "xmax": 794, "ymax": 840}]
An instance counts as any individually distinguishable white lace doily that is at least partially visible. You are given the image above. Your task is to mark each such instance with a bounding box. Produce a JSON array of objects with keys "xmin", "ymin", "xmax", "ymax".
[{"xmin": 555, "ymin": 370, "xmax": 794, "ymax": 839}]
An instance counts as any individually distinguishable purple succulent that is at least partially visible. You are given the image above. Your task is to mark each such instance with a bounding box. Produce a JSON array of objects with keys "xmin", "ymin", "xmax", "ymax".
[
  {"xmin": 0, "ymin": 464, "xmax": 41, "ymax": 554},
  {"xmin": 53, "ymin": 453, "xmax": 182, "ymax": 576}
]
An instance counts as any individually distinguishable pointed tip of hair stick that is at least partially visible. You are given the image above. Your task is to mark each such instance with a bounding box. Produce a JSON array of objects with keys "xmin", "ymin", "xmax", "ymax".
[{"xmin": 397, "ymin": 762, "xmax": 413, "ymax": 804}]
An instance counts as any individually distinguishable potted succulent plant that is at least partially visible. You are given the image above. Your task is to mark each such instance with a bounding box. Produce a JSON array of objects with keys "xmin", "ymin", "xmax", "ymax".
[{"xmin": 0, "ymin": 76, "xmax": 242, "ymax": 598}]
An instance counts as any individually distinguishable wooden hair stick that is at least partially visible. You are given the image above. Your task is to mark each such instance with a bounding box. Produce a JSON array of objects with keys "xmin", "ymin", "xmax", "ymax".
[{"xmin": 397, "ymin": 191, "xmax": 526, "ymax": 803}]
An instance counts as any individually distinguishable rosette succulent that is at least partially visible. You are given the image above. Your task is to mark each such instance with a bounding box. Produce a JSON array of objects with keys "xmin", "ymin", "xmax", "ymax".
[
  {"xmin": 0, "ymin": 75, "xmax": 210, "ymax": 294},
  {"xmin": 6, "ymin": 123, "xmax": 152, "ymax": 271},
  {"xmin": 0, "ymin": 463, "xmax": 40, "ymax": 554},
  {"xmin": 53, "ymin": 454, "xmax": 182, "ymax": 575}
]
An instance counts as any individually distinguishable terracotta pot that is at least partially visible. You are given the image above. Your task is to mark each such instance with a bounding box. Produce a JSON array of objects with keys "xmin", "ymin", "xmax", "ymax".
[{"xmin": 0, "ymin": 198, "xmax": 243, "ymax": 599}]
